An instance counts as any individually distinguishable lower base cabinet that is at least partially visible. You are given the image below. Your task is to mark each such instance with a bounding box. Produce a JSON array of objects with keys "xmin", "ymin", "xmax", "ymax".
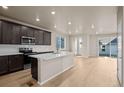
[
  {"xmin": 0, "ymin": 56, "xmax": 9, "ymax": 75},
  {"xmin": 0, "ymin": 54, "xmax": 24, "ymax": 76},
  {"xmin": 31, "ymin": 53, "xmax": 74, "ymax": 85},
  {"xmin": 31, "ymin": 57, "xmax": 38, "ymax": 80},
  {"xmin": 9, "ymin": 55, "xmax": 24, "ymax": 72}
]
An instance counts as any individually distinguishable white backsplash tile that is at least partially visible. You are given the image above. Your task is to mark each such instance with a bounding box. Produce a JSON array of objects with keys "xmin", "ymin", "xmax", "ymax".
[{"xmin": 0, "ymin": 45, "xmax": 55, "ymax": 54}]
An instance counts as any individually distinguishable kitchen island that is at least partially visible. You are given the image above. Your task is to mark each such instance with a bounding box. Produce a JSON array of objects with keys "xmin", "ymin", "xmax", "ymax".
[{"xmin": 29, "ymin": 51, "xmax": 74, "ymax": 85}]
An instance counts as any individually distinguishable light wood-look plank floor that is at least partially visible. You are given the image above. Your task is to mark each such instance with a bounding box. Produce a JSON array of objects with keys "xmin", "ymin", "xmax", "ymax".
[{"xmin": 0, "ymin": 57, "xmax": 119, "ymax": 87}]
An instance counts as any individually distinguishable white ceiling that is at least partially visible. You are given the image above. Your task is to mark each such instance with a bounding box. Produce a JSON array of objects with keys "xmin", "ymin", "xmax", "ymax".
[{"xmin": 0, "ymin": 6, "xmax": 117, "ymax": 35}]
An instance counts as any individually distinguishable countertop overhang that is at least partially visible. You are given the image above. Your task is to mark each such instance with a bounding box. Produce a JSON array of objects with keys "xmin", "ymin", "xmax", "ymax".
[{"xmin": 29, "ymin": 52, "xmax": 73, "ymax": 61}]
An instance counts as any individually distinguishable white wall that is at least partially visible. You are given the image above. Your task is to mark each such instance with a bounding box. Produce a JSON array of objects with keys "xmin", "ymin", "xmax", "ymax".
[
  {"xmin": 69, "ymin": 33, "xmax": 117, "ymax": 58},
  {"xmin": 0, "ymin": 16, "xmax": 70, "ymax": 54},
  {"xmin": 89, "ymin": 34, "xmax": 117, "ymax": 57},
  {"xmin": 70, "ymin": 34, "xmax": 90, "ymax": 57},
  {"xmin": 70, "ymin": 34, "xmax": 98, "ymax": 57},
  {"xmin": 89, "ymin": 35, "xmax": 97, "ymax": 57}
]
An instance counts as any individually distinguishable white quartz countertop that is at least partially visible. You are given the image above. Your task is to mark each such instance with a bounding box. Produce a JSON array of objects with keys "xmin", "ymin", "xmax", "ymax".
[
  {"xmin": 29, "ymin": 52, "xmax": 73, "ymax": 61},
  {"xmin": 0, "ymin": 52, "xmax": 23, "ymax": 56}
]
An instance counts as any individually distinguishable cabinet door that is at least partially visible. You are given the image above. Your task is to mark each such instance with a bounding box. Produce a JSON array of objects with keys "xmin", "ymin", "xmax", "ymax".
[
  {"xmin": 1, "ymin": 21, "xmax": 21, "ymax": 44},
  {"xmin": 0, "ymin": 56, "xmax": 9, "ymax": 75},
  {"xmin": 9, "ymin": 55, "xmax": 24, "ymax": 72},
  {"xmin": 21, "ymin": 26, "xmax": 34, "ymax": 37},
  {"xmin": 11, "ymin": 24, "xmax": 21, "ymax": 44},
  {"xmin": 31, "ymin": 58, "xmax": 38, "ymax": 80},
  {"xmin": 0, "ymin": 21, "xmax": 2, "ymax": 43},
  {"xmin": 1, "ymin": 21, "xmax": 13, "ymax": 44},
  {"xmin": 43, "ymin": 31, "xmax": 51, "ymax": 45},
  {"xmin": 34, "ymin": 30, "xmax": 43, "ymax": 45}
]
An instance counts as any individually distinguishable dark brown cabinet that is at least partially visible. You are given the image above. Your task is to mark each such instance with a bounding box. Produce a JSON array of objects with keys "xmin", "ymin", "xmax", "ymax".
[
  {"xmin": 34, "ymin": 30, "xmax": 44, "ymax": 45},
  {"xmin": 0, "ymin": 21, "xmax": 2, "ymax": 43},
  {"xmin": 11, "ymin": 24, "xmax": 21, "ymax": 44},
  {"xmin": 9, "ymin": 55, "xmax": 24, "ymax": 72},
  {"xmin": 0, "ymin": 20, "xmax": 51, "ymax": 45},
  {"xmin": 0, "ymin": 56, "xmax": 9, "ymax": 75},
  {"xmin": 21, "ymin": 26, "xmax": 34, "ymax": 37},
  {"xmin": 43, "ymin": 31, "xmax": 51, "ymax": 45},
  {"xmin": 1, "ymin": 21, "xmax": 13, "ymax": 44},
  {"xmin": 31, "ymin": 57, "xmax": 38, "ymax": 80},
  {"xmin": 0, "ymin": 55, "xmax": 24, "ymax": 75},
  {"xmin": 1, "ymin": 21, "xmax": 21, "ymax": 44}
]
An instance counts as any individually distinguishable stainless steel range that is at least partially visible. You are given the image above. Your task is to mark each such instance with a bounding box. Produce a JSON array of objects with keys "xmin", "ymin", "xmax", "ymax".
[
  {"xmin": 19, "ymin": 48, "xmax": 33, "ymax": 69},
  {"xmin": 19, "ymin": 47, "xmax": 54, "ymax": 69}
]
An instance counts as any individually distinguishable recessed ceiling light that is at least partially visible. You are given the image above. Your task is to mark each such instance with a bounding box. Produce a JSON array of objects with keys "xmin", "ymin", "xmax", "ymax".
[
  {"xmin": 54, "ymin": 25, "xmax": 56, "ymax": 28},
  {"xmin": 36, "ymin": 18, "xmax": 40, "ymax": 22},
  {"xmin": 68, "ymin": 22, "xmax": 71, "ymax": 25},
  {"xmin": 69, "ymin": 32, "xmax": 71, "ymax": 34},
  {"xmin": 51, "ymin": 11, "xmax": 56, "ymax": 15},
  {"xmin": 2, "ymin": 6, "xmax": 8, "ymax": 10},
  {"xmin": 96, "ymin": 32, "xmax": 98, "ymax": 34},
  {"xmin": 91, "ymin": 24, "xmax": 95, "ymax": 29},
  {"xmin": 76, "ymin": 30, "xmax": 78, "ymax": 33}
]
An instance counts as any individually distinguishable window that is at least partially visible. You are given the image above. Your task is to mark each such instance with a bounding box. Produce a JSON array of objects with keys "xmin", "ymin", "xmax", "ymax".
[
  {"xmin": 61, "ymin": 37, "xmax": 65, "ymax": 48},
  {"xmin": 102, "ymin": 45, "xmax": 105, "ymax": 52},
  {"xmin": 56, "ymin": 36, "xmax": 66, "ymax": 49},
  {"xmin": 56, "ymin": 36, "xmax": 61, "ymax": 49}
]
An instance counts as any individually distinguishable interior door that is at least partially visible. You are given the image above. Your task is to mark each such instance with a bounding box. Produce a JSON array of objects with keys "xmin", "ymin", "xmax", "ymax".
[{"xmin": 117, "ymin": 6, "xmax": 123, "ymax": 86}]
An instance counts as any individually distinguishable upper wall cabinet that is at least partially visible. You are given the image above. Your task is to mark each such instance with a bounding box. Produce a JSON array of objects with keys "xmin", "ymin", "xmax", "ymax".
[
  {"xmin": 21, "ymin": 26, "xmax": 34, "ymax": 37},
  {"xmin": 0, "ymin": 20, "xmax": 51, "ymax": 45},
  {"xmin": 43, "ymin": 31, "xmax": 51, "ymax": 45},
  {"xmin": 34, "ymin": 30, "xmax": 44, "ymax": 45},
  {"xmin": 1, "ymin": 21, "xmax": 21, "ymax": 44}
]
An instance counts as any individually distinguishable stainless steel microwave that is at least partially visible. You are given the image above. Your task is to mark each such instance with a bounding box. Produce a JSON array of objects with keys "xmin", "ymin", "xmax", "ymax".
[{"xmin": 21, "ymin": 36, "xmax": 35, "ymax": 45}]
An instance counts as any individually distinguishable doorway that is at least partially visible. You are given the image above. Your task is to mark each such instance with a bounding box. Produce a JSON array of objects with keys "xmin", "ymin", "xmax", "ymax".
[
  {"xmin": 99, "ymin": 37, "xmax": 117, "ymax": 58},
  {"xmin": 75, "ymin": 37, "xmax": 83, "ymax": 56}
]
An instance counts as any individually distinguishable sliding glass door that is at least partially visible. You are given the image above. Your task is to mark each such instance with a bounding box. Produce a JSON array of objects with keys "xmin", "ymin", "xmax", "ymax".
[{"xmin": 99, "ymin": 37, "xmax": 117, "ymax": 57}]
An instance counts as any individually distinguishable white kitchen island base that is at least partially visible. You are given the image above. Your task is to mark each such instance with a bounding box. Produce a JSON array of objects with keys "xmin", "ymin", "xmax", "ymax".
[
  {"xmin": 38, "ymin": 65, "xmax": 74, "ymax": 85},
  {"xmin": 30, "ymin": 52, "xmax": 74, "ymax": 85}
]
